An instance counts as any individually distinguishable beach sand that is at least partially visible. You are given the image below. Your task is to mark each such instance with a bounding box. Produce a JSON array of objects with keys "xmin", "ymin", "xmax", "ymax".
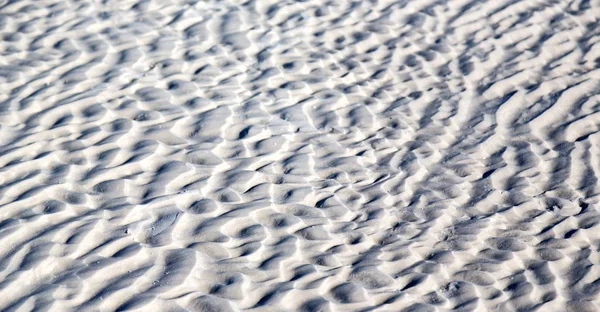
[{"xmin": 1, "ymin": 0, "xmax": 600, "ymax": 311}]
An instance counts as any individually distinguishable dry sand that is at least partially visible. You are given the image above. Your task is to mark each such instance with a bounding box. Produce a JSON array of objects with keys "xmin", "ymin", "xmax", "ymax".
[{"xmin": 1, "ymin": 0, "xmax": 600, "ymax": 311}]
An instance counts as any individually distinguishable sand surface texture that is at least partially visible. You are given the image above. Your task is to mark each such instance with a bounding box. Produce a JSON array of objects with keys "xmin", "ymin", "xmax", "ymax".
[{"xmin": 1, "ymin": 0, "xmax": 600, "ymax": 311}]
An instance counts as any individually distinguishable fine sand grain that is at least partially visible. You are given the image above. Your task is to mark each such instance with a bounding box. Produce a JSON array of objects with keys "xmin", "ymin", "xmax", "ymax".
[{"xmin": 1, "ymin": 0, "xmax": 600, "ymax": 311}]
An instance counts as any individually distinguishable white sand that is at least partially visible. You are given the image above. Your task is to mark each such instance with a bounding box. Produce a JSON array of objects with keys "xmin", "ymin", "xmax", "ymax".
[{"xmin": 1, "ymin": 0, "xmax": 600, "ymax": 311}]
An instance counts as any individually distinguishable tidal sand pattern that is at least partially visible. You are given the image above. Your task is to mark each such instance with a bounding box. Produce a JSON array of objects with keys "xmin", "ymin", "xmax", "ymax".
[{"xmin": 1, "ymin": 0, "xmax": 600, "ymax": 311}]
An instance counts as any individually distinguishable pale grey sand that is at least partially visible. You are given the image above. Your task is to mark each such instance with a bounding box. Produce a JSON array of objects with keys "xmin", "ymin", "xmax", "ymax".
[{"xmin": 1, "ymin": 0, "xmax": 600, "ymax": 311}]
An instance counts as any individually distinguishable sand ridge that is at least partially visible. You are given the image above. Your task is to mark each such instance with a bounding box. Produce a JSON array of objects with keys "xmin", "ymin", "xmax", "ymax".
[{"xmin": 1, "ymin": 0, "xmax": 600, "ymax": 311}]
